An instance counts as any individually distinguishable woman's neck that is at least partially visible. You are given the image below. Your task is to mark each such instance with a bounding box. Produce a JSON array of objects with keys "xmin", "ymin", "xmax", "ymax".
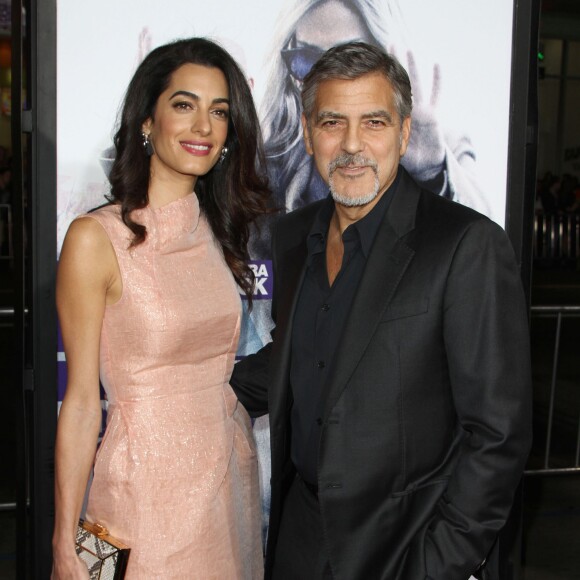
[{"xmin": 147, "ymin": 175, "xmax": 197, "ymax": 209}]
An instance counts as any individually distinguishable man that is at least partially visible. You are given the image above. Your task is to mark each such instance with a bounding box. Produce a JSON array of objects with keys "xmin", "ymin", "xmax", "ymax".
[
  {"xmin": 232, "ymin": 42, "xmax": 531, "ymax": 580},
  {"xmin": 251, "ymin": 0, "xmax": 488, "ymax": 261}
]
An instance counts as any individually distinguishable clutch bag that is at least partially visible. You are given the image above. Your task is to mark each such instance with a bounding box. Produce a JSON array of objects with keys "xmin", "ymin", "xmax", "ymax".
[{"xmin": 75, "ymin": 519, "xmax": 130, "ymax": 580}]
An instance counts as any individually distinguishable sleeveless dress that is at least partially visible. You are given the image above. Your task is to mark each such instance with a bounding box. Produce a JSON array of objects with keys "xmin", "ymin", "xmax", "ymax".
[{"xmin": 83, "ymin": 193, "xmax": 263, "ymax": 579}]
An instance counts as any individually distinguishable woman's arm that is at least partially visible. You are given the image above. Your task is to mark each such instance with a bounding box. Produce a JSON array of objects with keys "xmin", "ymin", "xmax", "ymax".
[{"xmin": 51, "ymin": 217, "xmax": 121, "ymax": 579}]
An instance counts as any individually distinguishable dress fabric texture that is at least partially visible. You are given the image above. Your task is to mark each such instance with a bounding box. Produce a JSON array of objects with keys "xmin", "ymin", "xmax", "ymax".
[{"xmin": 83, "ymin": 193, "xmax": 263, "ymax": 579}]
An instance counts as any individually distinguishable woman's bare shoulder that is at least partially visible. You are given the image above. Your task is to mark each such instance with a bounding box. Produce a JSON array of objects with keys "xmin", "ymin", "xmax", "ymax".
[{"xmin": 59, "ymin": 215, "xmax": 119, "ymax": 285}]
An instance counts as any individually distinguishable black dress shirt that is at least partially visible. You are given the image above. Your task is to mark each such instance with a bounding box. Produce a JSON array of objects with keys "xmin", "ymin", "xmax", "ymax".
[{"xmin": 290, "ymin": 170, "xmax": 400, "ymax": 485}]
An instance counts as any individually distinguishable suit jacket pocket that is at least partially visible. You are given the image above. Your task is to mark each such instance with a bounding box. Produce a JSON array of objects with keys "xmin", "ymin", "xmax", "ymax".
[
  {"xmin": 380, "ymin": 297, "xmax": 429, "ymax": 322},
  {"xmin": 391, "ymin": 476, "xmax": 450, "ymax": 498}
]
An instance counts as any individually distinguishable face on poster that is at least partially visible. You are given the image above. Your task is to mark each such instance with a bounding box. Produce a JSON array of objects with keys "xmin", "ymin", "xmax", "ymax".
[{"xmin": 57, "ymin": 0, "xmax": 513, "ymax": 255}]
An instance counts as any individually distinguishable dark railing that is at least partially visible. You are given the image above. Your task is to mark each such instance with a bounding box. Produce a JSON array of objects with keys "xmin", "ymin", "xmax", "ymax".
[
  {"xmin": 526, "ymin": 305, "xmax": 580, "ymax": 476},
  {"xmin": 534, "ymin": 210, "xmax": 580, "ymax": 261}
]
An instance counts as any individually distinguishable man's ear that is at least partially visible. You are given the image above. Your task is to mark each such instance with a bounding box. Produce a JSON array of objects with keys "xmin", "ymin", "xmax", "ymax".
[
  {"xmin": 399, "ymin": 116, "xmax": 411, "ymax": 157},
  {"xmin": 301, "ymin": 114, "xmax": 313, "ymax": 156}
]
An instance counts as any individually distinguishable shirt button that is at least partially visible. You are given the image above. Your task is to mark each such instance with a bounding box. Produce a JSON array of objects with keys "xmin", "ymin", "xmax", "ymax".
[
  {"xmin": 321, "ymin": 304, "xmax": 330, "ymax": 312},
  {"xmin": 317, "ymin": 360, "xmax": 326, "ymax": 369},
  {"xmin": 316, "ymin": 417, "xmax": 323, "ymax": 426}
]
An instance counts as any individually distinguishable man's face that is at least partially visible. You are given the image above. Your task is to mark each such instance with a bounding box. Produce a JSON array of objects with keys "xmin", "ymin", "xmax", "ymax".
[{"xmin": 302, "ymin": 72, "xmax": 411, "ymax": 208}]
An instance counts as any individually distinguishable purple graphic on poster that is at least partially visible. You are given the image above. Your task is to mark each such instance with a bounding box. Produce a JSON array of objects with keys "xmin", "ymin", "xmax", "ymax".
[{"xmin": 246, "ymin": 260, "xmax": 273, "ymax": 300}]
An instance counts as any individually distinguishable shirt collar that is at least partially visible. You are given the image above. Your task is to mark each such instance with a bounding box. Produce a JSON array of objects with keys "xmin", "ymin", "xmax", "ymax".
[
  {"xmin": 306, "ymin": 195, "xmax": 334, "ymax": 258},
  {"xmin": 306, "ymin": 166, "xmax": 401, "ymax": 258},
  {"xmin": 354, "ymin": 167, "xmax": 400, "ymax": 256}
]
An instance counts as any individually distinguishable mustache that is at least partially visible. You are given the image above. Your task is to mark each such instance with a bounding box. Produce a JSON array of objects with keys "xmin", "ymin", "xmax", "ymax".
[{"xmin": 328, "ymin": 153, "xmax": 378, "ymax": 174}]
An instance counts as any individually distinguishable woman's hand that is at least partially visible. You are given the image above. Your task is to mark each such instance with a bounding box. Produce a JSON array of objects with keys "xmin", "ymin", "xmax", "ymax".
[{"xmin": 51, "ymin": 551, "xmax": 90, "ymax": 580}]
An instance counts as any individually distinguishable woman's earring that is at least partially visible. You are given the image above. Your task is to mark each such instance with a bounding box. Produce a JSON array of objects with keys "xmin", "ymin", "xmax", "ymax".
[
  {"xmin": 218, "ymin": 146, "xmax": 228, "ymax": 165},
  {"xmin": 142, "ymin": 132, "xmax": 154, "ymax": 157}
]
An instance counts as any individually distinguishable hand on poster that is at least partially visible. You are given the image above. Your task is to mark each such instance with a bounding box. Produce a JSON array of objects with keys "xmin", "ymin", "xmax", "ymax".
[
  {"xmin": 395, "ymin": 49, "xmax": 446, "ymax": 185},
  {"xmin": 137, "ymin": 27, "xmax": 152, "ymax": 64}
]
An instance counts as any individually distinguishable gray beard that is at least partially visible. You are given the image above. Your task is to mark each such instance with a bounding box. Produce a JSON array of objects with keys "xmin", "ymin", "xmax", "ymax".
[{"xmin": 328, "ymin": 153, "xmax": 380, "ymax": 207}]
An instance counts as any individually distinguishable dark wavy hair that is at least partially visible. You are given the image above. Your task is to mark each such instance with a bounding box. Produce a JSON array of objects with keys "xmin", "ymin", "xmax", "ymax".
[{"xmin": 108, "ymin": 37, "xmax": 270, "ymax": 303}]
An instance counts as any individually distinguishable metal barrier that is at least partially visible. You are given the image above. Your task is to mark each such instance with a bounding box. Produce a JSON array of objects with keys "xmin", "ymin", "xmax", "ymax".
[
  {"xmin": 526, "ymin": 305, "xmax": 580, "ymax": 476},
  {"xmin": 534, "ymin": 210, "xmax": 580, "ymax": 261}
]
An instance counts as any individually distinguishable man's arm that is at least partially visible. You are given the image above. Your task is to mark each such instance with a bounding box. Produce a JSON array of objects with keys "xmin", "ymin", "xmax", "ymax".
[
  {"xmin": 232, "ymin": 214, "xmax": 284, "ymax": 417},
  {"xmin": 231, "ymin": 341, "xmax": 272, "ymax": 418},
  {"xmin": 420, "ymin": 218, "xmax": 532, "ymax": 579}
]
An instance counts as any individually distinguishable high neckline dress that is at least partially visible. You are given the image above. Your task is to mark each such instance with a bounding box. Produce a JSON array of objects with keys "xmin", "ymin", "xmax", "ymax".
[{"xmin": 83, "ymin": 193, "xmax": 263, "ymax": 578}]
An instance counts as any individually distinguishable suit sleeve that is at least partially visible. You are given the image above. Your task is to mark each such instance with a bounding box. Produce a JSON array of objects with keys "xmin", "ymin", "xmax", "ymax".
[
  {"xmin": 420, "ymin": 218, "xmax": 532, "ymax": 579},
  {"xmin": 230, "ymin": 225, "xmax": 282, "ymax": 418},
  {"xmin": 230, "ymin": 341, "xmax": 272, "ymax": 418}
]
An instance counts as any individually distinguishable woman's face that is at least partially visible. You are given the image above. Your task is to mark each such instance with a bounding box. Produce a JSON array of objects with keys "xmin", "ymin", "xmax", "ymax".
[{"xmin": 142, "ymin": 63, "xmax": 230, "ymax": 189}]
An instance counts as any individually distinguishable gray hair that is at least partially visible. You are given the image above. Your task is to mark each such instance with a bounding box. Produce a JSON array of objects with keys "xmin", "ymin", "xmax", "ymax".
[{"xmin": 301, "ymin": 41, "xmax": 413, "ymax": 125}]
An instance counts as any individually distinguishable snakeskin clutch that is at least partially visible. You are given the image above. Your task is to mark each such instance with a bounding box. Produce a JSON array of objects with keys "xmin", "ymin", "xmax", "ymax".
[{"xmin": 75, "ymin": 520, "xmax": 130, "ymax": 580}]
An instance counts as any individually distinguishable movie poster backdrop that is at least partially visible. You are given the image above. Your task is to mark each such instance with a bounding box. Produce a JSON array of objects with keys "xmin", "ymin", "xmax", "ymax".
[{"xmin": 57, "ymin": 0, "xmax": 515, "ymax": 541}]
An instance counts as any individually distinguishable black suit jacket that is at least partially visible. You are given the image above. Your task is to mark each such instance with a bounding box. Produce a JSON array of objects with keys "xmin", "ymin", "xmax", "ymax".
[{"xmin": 232, "ymin": 169, "xmax": 532, "ymax": 580}]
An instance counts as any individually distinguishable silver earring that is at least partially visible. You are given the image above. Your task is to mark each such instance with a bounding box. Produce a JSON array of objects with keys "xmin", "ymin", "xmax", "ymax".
[
  {"xmin": 142, "ymin": 132, "xmax": 154, "ymax": 156},
  {"xmin": 219, "ymin": 146, "xmax": 228, "ymax": 164}
]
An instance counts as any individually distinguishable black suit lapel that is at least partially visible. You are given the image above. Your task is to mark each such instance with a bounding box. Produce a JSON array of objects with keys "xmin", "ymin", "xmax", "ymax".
[{"xmin": 320, "ymin": 171, "xmax": 421, "ymax": 420}]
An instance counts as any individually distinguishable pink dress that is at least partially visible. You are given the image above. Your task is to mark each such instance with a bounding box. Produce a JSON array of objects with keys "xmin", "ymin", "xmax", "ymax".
[{"xmin": 84, "ymin": 193, "xmax": 263, "ymax": 579}]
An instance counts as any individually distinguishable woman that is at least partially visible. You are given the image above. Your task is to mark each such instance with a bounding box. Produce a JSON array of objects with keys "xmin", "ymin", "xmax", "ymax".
[{"xmin": 52, "ymin": 38, "xmax": 269, "ymax": 578}]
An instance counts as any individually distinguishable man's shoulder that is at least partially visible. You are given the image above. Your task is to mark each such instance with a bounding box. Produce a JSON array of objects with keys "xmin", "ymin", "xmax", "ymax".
[
  {"xmin": 383, "ymin": 166, "xmax": 504, "ymax": 255},
  {"xmin": 281, "ymin": 199, "xmax": 326, "ymax": 223},
  {"xmin": 393, "ymin": 167, "xmax": 495, "ymax": 238},
  {"xmin": 410, "ymin": 188, "xmax": 511, "ymax": 259},
  {"xmin": 417, "ymin": 186, "xmax": 497, "ymax": 231},
  {"xmin": 275, "ymin": 199, "xmax": 326, "ymax": 237}
]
